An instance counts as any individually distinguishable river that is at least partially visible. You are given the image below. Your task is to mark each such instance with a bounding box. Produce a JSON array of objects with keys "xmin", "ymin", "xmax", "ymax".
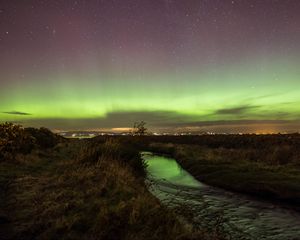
[{"xmin": 142, "ymin": 152, "xmax": 300, "ymax": 240}]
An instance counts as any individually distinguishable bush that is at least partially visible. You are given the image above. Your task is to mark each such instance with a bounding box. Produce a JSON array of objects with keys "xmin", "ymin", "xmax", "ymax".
[
  {"xmin": 0, "ymin": 123, "xmax": 63, "ymax": 161},
  {"xmin": 0, "ymin": 122, "xmax": 35, "ymax": 157},
  {"xmin": 24, "ymin": 127, "xmax": 61, "ymax": 149}
]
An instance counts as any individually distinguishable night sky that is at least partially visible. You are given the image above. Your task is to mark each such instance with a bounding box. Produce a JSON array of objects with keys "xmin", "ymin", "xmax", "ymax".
[{"xmin": 1, "ymin": 0, "xmax": 300, "ymax": 133}]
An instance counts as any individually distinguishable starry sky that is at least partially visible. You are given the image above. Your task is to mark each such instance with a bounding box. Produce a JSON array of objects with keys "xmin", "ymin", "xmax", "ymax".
[{"xmin": 1, "ymin": 0, "xmax": 300, "ymax": 133}]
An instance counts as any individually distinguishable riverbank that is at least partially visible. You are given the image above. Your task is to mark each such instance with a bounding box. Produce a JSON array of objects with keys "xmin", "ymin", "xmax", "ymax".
[
  {"xmin": 147, "ymin": 142, "xmax": 300, "ymax": 210},
  {"xmin": 143, "ymin": 153, "xmax": 300, "ymax": 240},
  {"xmin": 0, "ymin": 124, "xmax": 222, "ymax": 240}
]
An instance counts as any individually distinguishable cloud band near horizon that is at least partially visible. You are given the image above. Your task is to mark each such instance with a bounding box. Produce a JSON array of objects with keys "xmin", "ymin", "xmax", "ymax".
[{"xmin": 2, "ymin": 110, "xmax": 300, "ymax": 133}]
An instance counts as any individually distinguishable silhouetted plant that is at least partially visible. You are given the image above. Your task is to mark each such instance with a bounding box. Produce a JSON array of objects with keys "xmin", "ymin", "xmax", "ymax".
[
  {"xmin": 25, "ymin": 127, "xmax": 61, "ymax": 149},
  {"xmin": 0, "ymin": 122, "xmax": 35, "ymax": 157},
  {"xmin": 133, "ymin": 121, "xmax": 147, "ymax": 136}
]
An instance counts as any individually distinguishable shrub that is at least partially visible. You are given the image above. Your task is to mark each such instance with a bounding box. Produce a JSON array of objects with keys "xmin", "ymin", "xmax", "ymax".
[
  {"xmin": 0, "ymin": 122, "xmax": 35, "ymax": 157},
  {"xmin": 25, "ymin": 127, "xmax": 61, "ymax": 149}
]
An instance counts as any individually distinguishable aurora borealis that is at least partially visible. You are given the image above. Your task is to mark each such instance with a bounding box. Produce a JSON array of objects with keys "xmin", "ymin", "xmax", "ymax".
[{"xmin": 1, "ymin": 0, "xmax": 300, "ymax": 133}]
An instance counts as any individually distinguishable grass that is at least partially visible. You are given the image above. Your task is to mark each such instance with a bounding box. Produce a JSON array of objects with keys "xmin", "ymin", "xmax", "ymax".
[
  {"xmin": 6, "ymin": 125, "xmax": 298, "ymax": 238},
  {"xmin": 0, "ymin": 125, "xmax": 223, "ymax": 240}
]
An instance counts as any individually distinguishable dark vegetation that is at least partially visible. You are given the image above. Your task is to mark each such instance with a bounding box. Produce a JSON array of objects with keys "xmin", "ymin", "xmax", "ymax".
[
  {"xmin": 0, "ymin": 123, "xmax": 222, "ymax": 240},
  {"xmin": 0, "ymin": 123, "xmax": 63, "ymax": 160},
  {"xmin": 1, "ymin": 122, "xmax": 299, "ymax": 239},
  {"xmin": 132, "ymin": 121, "xmax": 147, "ymax": 135}
]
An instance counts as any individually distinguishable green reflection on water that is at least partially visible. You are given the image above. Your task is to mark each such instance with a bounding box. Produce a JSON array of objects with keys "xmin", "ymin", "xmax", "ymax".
[{"xmin": 143, "ymin": 153, "xmax": 202, "ymax": 188}]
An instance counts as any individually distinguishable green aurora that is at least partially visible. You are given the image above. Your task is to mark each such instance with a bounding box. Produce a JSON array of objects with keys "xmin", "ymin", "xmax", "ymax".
[{"xmin": 1, "ymin": 57, "xmax": 300, "ymax": 132}]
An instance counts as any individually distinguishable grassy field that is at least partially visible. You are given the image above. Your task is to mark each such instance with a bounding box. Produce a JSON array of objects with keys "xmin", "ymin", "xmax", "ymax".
[
  {"xmin": 0, "ymin": 124, "xmax": 223, "ymax": 240},
  {"xmin": 2, "ymin": 124, "xmax": 299, "ymax": 239}
]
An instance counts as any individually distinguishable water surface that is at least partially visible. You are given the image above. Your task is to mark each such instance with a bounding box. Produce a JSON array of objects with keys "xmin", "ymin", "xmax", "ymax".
[{"xmin": 143, "ymin": 152, "xmax": 300, "ymax": 240}]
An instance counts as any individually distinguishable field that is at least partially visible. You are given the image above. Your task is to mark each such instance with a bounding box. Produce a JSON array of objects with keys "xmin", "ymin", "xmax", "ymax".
[
  {"xmin": 1, "ymin": 124, "xmax": 300, "ymax": 239},
  {"xmin": 0, "ymin": 124, "xmax": 221, "ymax": 240}
]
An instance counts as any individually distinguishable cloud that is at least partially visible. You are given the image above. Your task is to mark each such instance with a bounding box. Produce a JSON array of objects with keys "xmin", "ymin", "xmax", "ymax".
[
  {"xmin": 2, "ymin": 111, "xmax": 32, "ymax": 116},
  {"xmin": 10, "ymin": 110, "xmax": 191, "ymax": 130},
  {"xmin": 215, "ymin": 105, "xmax": 258, "ymax": 115},
  {"xmin": 4, "ymin": 109, "xmax": 300, "ymax": 133},
  {"xmin": 104, "ymin": 111, "xmax": 192, "ymax": 126},
  {"xmin": 2, "ymin": 109, "xmax": 300, "ymax": 133},
  {"xmin": 173, "ymin": 119, "xmax": 297, "ymax": 127}
]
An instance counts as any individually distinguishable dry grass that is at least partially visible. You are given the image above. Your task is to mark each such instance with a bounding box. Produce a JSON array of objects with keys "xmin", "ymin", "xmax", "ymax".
[{"xmin": 0, "ymin": 136, "xmax": 223, "ymax": 240}]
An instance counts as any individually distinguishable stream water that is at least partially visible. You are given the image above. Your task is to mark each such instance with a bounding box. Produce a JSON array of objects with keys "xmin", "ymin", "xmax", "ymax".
[{"xmin": 142, "ymin": 152, "xmax": 300, "ymax": 240}]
